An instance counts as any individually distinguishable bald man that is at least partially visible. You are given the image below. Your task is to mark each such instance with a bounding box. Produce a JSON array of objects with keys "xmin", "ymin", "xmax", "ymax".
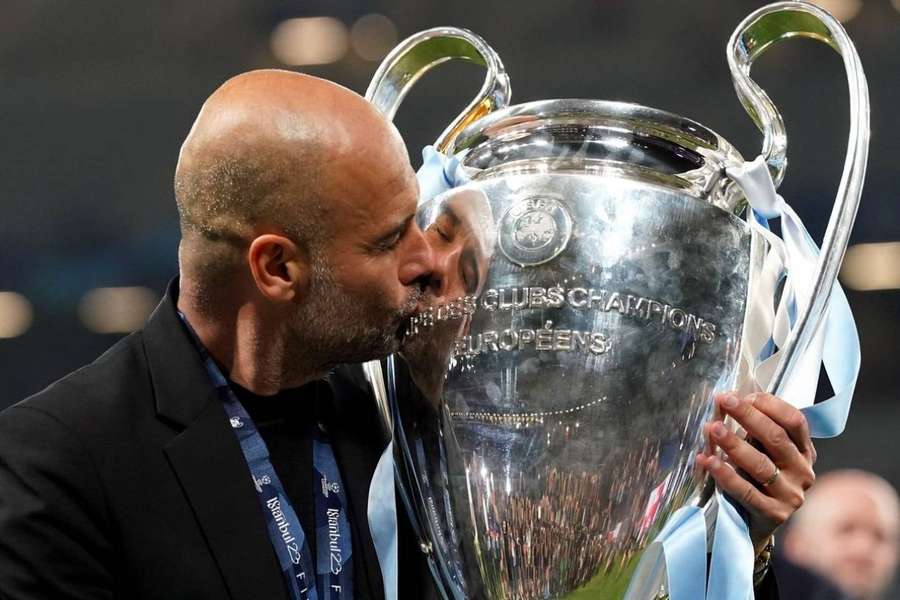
[
  {"xmin": 780, "ymin": 470, "xmax": 900, "ymax": 599},
  {"xmin": 0, "ymin": 68, "xmax": 809, "ymax": 599},
  {"xmin": 0, "ymin": 70, "xmax": 437, "ymax": 600}
]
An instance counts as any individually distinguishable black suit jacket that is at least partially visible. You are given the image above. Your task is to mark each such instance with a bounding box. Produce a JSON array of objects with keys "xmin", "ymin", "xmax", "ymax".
[{"xmin": 0, "ymin": 281, "xmax": 433, "ymax": 600}]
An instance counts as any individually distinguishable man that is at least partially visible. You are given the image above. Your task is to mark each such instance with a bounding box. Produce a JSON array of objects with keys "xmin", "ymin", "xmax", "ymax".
[
  {"xmin": 779, "ymin": 469, "xmax": 899, "ymax": 599},
  {"xmin": 0, "ymin": 69, "xmax": 435, "ymax": 600},
  {"xmin": 0, "ymin": 69, "xmax": 813, "ymax": 599}
]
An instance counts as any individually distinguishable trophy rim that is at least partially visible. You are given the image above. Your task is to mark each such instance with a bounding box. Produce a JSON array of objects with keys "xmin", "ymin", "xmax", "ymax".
[
  {"xmin": 448, "ymin": 98, "xmax": 749, "ymax": 213},
  {"xmin": 451, "ymin": 98, "xmax": 740, "ymax": 154}
]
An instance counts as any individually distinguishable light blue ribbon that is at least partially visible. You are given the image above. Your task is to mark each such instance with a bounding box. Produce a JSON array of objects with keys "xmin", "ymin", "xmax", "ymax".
[
  {"xmin": 794, "ymin": 233, "xmax": 860, "ymax": 439},
  {"xmin": 367, "ymin": 441, "xmax": 398, "ymax": 600},
  {"xmin": 417, "ymin": 146, "xmax": 470, "ymax": 205},
  {"xmin": 707, "ymin": 492, "xmax": 754, "ymax": 600},
  {"xmin": 740, "ymin": 207, "xmax": 858, "ymax": 439},
  {"xmin": 726, "ymin": 157, "xmax": 860, "ymax": 439},
  {"xmin": 651, "ymin": 506, "xmax": 708, "ymax": 600}
]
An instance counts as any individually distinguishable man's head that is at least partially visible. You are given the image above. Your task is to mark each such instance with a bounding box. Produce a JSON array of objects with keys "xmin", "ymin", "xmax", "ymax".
[
  {"xmin": 174, "ymin": 70, "xmax": 434, "ymax": 379},
  {"xmin": 783, "ymin": 469, "xmax": 900, "ymax": 599},
  {"xmin": 399, "ymin": 187, "xmax": 495, "ymax": 401},
  {"xmin": 424, "ymin": 187, "xmax": 495, "ymax": 300}
]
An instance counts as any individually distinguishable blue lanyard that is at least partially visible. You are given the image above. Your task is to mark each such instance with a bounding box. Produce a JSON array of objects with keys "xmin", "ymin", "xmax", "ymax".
[
  {"xmin": 179, "ymin": 314, "xmax": 353, "ymax": 600},
  {"xmin": 220, "ymin": 393, "xmax": 319, "ymax": 600},
  {"xmin": 313, "ymin": 427, "xmax": 354, "ymax": 599}
]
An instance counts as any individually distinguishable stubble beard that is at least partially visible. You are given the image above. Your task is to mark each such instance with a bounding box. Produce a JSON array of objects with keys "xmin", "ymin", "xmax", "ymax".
[{"xmin": 286, "ymin": 252, "xmax": 420, "ymax": 375}]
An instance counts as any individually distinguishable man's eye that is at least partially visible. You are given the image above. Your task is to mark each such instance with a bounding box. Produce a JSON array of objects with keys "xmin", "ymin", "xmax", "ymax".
[
  {"xmin": 380, "ymin": 232, "xmax": 403, "ymax": 251},
  {"xmin": 427, "ymin": 220, "xmax": 451, "ymax": 243}
]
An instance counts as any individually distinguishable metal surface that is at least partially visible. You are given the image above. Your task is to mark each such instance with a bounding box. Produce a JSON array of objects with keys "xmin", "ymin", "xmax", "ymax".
[
  {"xmin": 397, "ymin": 174, "xmax": 750, "ymax": 598},
  {"xmin": 363, "ymin": 2, "xmax": 868, "ymax": 597},
  {"xmin": 365, "ymin": 27, "xmax": 511, "ymax": 153},
  {"xmin": 448, "ymin": 98, "xmax": 748, "ymax": 214},
  {"xmin": 727, "ymin": 1, "xmax": 869, "ymax": 398}
]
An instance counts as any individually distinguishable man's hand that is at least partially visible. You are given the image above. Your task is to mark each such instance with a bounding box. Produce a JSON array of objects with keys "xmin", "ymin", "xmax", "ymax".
[{"xmin": 695, "ymin": 392, "xmax": 817, "ymax": 553}]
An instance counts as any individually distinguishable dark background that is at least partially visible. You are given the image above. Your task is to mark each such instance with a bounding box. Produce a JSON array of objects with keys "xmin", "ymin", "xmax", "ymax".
[{"xmin": 1, "ymin": 0, "xmax": 898, "ymax": 590}]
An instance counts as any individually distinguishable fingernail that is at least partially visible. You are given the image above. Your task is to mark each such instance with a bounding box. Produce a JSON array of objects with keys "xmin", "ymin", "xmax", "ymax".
[
  {"xmin": 722, "ymin": 393, "xmax": 739, "ymax": 409},
  {"xmin": 711, "ymin": 422, "xmax": 727, "ymax": 439}
]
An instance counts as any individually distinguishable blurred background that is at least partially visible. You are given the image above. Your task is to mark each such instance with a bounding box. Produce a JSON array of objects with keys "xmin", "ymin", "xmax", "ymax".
[{"xmin": 0, "ymin": 0, "xmax": 898, "ymax": 595}]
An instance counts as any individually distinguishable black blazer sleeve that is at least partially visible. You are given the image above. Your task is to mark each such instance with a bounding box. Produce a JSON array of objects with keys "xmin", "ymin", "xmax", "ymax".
[{"xmin": 0, "ymin": 404, "xmax": 115, "ymax": 599}]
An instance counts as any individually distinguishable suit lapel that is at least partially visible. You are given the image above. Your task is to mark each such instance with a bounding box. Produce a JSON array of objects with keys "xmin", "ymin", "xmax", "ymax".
[
  {"xmin": 164, "ymin": 399, "xmax": 288, "ymax": 600},
  {"xmin": 144, "ymin": 280, "xmax": 288, "ymax": 600}
]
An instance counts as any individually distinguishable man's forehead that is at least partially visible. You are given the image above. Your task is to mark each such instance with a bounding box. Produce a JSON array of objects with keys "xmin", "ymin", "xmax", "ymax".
[{"xmin": 327, "ymin": 171, "xmax": 416, "ymax": 235}]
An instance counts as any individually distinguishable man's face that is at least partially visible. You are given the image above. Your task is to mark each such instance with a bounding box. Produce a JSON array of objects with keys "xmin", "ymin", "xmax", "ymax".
[
  {"xmin": 398, "ymin": 188, "xmax": 495, "ymax": 398},
  {"xmin": 423, "ymin": 188, "xmax": 494, "ymax": 301},
  {"xmin": 801, "ymin": 487, "xmax": 899, "ymax": 598},
  {"xmin": 287, "ymin": 130, "xmax": 434, "ymax": 366}
]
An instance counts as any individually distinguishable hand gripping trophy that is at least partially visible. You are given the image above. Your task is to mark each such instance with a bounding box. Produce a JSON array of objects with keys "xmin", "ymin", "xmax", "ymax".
[{"xmin": 363, "ymin": 2, "xmax": 868, "ymax": 598}]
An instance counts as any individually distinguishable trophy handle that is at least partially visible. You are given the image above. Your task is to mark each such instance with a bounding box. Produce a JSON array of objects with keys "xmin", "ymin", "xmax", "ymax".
[
  {"xmin": 365, "ymin": 27, "xmax": 511, "ymax": 152},
  {"xmin": 727, "ymin": 1, "xmax": 869, "ymax": 395}
]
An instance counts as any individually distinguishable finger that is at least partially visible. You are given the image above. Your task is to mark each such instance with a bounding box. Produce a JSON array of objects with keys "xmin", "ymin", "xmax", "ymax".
[
  {"xmin": 716, "ymin": 393, "xmax": 803, "ymax": 467},
  {"xmin": 703, "ymin": 416, "xmax": 717, "ymax": 457},
  {"xmin": 705, "ymin": 393, "xmax": 730, "ymax": 457},
  {"xmin": 747, "ymin": 393, "xmax": 817, "ymax": 465},
  {"xmin": 706, "ymin": 420, "xmax": 784, "ymax": 489},
  {"xmin": 696, "ymin": 454, "xmax": 789, "ymax": 525}
]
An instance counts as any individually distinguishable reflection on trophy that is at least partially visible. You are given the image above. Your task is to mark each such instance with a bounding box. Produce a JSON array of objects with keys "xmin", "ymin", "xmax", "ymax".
[{"xmin": 365, "ymin": 2, "xmax": 868, "ymax": 598}]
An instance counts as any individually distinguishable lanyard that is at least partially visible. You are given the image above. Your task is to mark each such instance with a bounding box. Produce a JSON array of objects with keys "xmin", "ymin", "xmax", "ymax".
[
  {"xmin": 179, "ymin": 313, "xmax": 353, "ymax": 600},
  {"xmin": 220, "ymin": 393, "xmax": 319, "ymax": 600},
  {"xmin": 313, "ymin": 426, "xmax": 354, "ymax": 599}
]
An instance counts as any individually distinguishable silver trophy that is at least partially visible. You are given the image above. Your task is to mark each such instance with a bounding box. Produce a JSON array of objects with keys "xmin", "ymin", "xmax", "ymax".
[{"xmin": 363, "ymin": 2, "xmax": 868, "ymax": 598}]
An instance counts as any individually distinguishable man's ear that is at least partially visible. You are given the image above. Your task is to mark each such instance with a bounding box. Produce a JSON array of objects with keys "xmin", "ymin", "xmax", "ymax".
[{"xmin": 247, "ymin": 234, "xmax": 309, "ymax": 302}]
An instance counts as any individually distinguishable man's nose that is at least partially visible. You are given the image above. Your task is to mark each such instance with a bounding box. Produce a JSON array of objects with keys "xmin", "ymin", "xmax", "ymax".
[
  {"xmin": 426, "ymin": 243, "xmax": 462, "ymax": 299},
  {"xmin": 398, "ymin": 221, "xmax": 435, "ymax": 287}
]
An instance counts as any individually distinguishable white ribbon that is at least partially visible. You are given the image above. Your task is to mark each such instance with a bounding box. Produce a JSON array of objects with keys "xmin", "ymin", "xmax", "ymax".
[{"xmin": 726, "ymin": 156, "xmax": 860, "ymax": 435}]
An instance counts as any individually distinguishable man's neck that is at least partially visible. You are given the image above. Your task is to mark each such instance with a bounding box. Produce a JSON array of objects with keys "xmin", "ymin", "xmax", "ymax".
[{"xmin": 177, "ymin": 291, "xmax": 317, "ymax": 395}]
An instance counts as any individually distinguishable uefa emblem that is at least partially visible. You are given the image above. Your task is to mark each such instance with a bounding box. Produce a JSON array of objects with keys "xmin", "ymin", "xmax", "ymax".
[{"xmin": 498, "ymin": 195, "xmax": 573, "ymax": 266}]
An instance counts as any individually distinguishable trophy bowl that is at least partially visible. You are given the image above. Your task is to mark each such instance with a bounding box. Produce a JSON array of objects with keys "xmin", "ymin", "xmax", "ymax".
[
  {"xmin": 394, "ymin": 99, "xmax": 751, "ymax": 600},
  {"xmin": 364, "ymin": 3, "xmax": 868, "ymax": 598}
]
